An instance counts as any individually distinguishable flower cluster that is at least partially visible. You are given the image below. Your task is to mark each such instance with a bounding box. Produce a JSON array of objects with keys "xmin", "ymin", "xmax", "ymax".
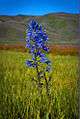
[{"xmin": 26, "ymin": 20, "xmax": 51, "ymax": 72}]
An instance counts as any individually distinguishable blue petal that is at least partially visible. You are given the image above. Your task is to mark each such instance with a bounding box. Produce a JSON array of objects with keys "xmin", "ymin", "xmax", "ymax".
[
  {"xmin": 26, "ymin": 60, "xmax": 33, "ymax": 67},
  {"xmin": 26, "ymin": 43, "xmax": 31, "ymax": 48},
  {"xmin": 40, "ymin": 57, "xmax": 48, "ymax": 63},
  {"xmin": 42, "ymin": 45, "xmax": 49, "ymax": 52}
]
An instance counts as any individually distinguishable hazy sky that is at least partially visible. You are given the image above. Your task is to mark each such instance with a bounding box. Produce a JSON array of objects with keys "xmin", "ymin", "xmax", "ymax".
[{"xmin": 0, "ymin": 0, "xmax": 79, "ymax": 15}]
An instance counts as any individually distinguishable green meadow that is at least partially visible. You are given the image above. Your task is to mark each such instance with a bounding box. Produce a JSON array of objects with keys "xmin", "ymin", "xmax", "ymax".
[{"xmin": 0, "ymin": 50, "xmax": 79, "ymax": 119}]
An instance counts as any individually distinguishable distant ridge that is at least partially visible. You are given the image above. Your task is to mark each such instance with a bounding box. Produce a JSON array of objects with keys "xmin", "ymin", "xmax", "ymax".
[
  {"xmin": 0, "ymin": 13, "xmax": 79, "ymax": 45},
  {"xmin": 0, "ymin": 12, "xmax": 80, "ymax": 17}
]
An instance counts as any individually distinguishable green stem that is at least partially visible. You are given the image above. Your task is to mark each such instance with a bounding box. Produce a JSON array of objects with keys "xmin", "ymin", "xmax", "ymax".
[
  {"xmin": 34, "ymin": 46, "xmax": 42, "ymax": 95},
  {"xmin": 44, "ymin": 72, "xmax": 50, "ymax": 98}
]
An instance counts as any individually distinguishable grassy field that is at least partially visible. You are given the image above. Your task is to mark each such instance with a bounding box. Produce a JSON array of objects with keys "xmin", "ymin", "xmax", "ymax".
[{"xmin": 0, "ymin": 50, "xmax": 79, "ymax": 119}]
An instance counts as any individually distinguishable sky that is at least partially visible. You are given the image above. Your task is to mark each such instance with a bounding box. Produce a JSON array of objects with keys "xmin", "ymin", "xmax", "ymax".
[{"xmin": 0, "ymin": 0, "xmax": 79, "ymax": 15}]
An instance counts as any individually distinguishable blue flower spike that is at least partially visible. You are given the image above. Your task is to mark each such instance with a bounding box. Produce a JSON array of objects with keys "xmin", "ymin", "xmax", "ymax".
[{"xmin": 26, "ymin": 20, "xmax": 51, "ymax": 72}]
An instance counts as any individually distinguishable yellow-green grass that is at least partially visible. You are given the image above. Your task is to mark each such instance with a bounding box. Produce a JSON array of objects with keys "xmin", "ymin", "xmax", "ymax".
[{"xmin": 0, "ymin": 50, "xmax": 79, "ymax": 119}]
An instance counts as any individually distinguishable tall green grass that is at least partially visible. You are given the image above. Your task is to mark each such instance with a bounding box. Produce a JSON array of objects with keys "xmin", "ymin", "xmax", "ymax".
[{"xmin": 0, "ymin": 50, "xmax": 79, "ymax": 119}]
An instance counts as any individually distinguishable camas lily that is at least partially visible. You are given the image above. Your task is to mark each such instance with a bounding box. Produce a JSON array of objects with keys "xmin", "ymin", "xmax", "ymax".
[{"xmin": 26, "ymin": 20, "xmax": 51, "ymax": 72}]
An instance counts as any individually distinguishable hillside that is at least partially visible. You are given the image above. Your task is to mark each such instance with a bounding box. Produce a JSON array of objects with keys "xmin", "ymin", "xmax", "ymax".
[{"xmin": 0, "ymin": 13, "xmax": 80, "ymax": 45}]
